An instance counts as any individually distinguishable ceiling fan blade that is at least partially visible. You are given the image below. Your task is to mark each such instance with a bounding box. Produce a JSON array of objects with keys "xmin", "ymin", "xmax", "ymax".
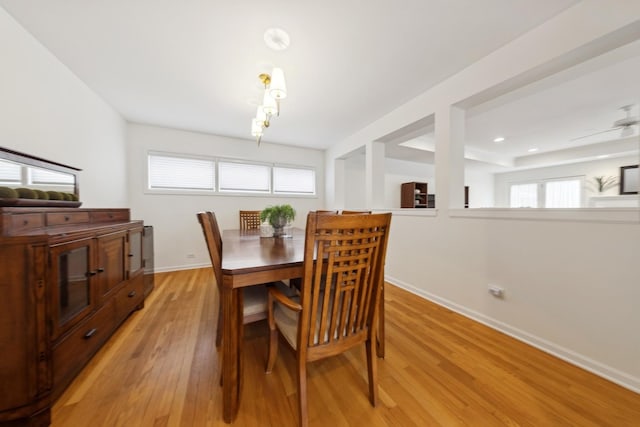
[{"xmin": 570, "ymin": 126, "xmax": 621, "ymax": 141}]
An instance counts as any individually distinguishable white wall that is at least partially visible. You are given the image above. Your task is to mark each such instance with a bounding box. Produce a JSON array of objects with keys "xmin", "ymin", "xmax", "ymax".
[
  {"xmin": 0, "ymin": 8, "xmax": 128, "ymax": 207},
  {"xmin": 126, "ymin": 123, "xmax": 325, "ymax": 271},
  {"xmin": 326, "ymin": 1, "xmax": 640, "ymax": 392}
]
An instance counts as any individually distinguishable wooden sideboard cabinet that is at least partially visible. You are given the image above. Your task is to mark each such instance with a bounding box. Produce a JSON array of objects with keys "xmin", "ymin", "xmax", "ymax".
[{"xmin": 0, "ymin": 207, "xmax": 147, "ymax": 427}]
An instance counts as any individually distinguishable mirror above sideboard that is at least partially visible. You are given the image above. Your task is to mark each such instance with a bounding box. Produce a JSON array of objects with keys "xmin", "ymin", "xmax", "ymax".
[{"xmin": 0, "ymin": 146, "xmax": 82, "ymax": 207}]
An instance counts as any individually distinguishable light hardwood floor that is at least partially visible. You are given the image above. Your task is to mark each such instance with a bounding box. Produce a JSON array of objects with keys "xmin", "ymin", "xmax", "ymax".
[{"xmin": 52, "ymin": 268, "xmax": 640, "ymax": 426}]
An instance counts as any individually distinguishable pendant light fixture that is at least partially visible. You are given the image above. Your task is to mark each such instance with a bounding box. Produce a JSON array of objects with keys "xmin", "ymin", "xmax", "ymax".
[{"xmin": 251, "ymin": 28, "xmax": 290, "ymax": 145}]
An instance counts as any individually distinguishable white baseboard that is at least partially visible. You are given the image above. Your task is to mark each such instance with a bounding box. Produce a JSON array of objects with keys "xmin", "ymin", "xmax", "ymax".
[
  {"xmin": 385, "ymin": 275, "xmax": 640, "ymax": 394},
  {"xmin": 153, "ymin": 263, "xmax": 209, "ymax": 273}
]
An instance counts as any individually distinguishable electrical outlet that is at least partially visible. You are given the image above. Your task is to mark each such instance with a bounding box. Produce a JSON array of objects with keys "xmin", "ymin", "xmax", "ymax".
[
  {"xmin": 488, "ymin": 284, "xmax": 505, "ymax": 298},
  {"xmin": 186, "ymin": 253, "xmax": 195, "ymax": 259}
]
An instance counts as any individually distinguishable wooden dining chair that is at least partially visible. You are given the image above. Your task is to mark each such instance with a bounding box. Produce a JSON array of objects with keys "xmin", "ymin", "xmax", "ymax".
[
  {"xmin": 197, "ymin": 211, "xmax": 269, "ymax": 348},
  {"xmin": 239, "ymin": 210, "xmax": 262, "ymax": 230},
  {"xmin": 265, "ymin": 212, "xmax": 392, "ymax": 427}
]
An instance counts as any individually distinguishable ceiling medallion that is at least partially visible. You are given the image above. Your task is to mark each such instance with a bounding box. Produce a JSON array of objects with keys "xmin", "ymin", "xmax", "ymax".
[{"xmin": 264, "ymin": 28, "xmax": 290, "ymax": 51}]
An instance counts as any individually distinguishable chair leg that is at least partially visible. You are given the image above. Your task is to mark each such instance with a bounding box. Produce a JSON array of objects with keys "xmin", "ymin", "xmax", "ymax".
[
  {"xmin": 265, "ymin": 329, "xmax": 279, "ymax": 373},
  {"xmin": 297, "ymin": 357, "xmax": 309, "ymax": 427},
  {"xmin": 217, "ymin": 299, "xmax": 223, "ymax": 387},
  {"xmin": 366, "ymin": 339, "xmax": 378, "ymax": 406},
  {"xmin": 216, "ymin": 304, "xmax": 223, "ymax": 348}
]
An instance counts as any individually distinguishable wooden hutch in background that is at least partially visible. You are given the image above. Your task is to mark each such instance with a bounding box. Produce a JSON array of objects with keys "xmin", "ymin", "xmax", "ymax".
[{"xmin": 401, "ymin": 181, "xmax": 469, "ymax": 208}]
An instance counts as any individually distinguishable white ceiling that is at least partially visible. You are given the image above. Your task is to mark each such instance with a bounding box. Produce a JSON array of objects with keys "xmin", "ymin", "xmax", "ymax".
[{"xmin": 1, "ymin": 0, "xmax": 585, "ymax": 153}]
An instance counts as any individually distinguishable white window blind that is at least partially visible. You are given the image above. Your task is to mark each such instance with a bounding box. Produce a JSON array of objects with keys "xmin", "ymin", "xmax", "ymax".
[
  {"xmin": 29, "ymin": 167, "xmax": 75, "ymax": 185},
  {"xmin": 0, "ymin": 159, "xmax": 21, "ymax": 183},
  {"xmin": 545, "ymin": 178, "xmax": 581, "ymax": 208},
  {"xmin": 510, "ymin": 183, "xmax": 538, "ymax": 208},
  {"xmin": 148, "ymin": 154, "xmax": 215, "ymax": 190},
  {"xmin": 273, "ymin": 167, "xmax": 316, "ymax": 194},
  {"xmin": 218, "ymin": 161, "xmax": 270, "ymax": 193}
]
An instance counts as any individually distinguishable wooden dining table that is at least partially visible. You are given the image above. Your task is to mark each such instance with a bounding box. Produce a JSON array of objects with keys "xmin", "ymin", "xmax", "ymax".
[{"xmin": 219, "ymin": 227, "xmax": 385, "ymax": 423}]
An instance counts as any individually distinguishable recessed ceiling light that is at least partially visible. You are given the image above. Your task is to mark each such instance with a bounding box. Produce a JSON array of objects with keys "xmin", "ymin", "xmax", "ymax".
[
  {"xmin": 528, "ymin": 147, "xmax": 539, "ymax": 153},
  {"xmin": 493, "ymin": 136, "xmax": 505, "ymax": 143},
  {"xmin": 264, "ymin": 28, "xmax": 290, "ymax": 51},
  {"xmin": 597, "ymin": 154, "xmax": 610, "ymax": 159}
]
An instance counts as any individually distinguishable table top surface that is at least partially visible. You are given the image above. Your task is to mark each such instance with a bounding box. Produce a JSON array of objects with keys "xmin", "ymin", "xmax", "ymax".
[{"xmin": 221, "ymin": 228, "xmax": 306, "ymax": 274}]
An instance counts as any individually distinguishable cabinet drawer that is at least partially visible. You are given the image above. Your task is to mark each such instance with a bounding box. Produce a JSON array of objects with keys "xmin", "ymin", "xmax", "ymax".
[
  {"xmin": 115, "ymin": 275, "xmax": 144, "ymax": 324},
  {"xmin": 91, "ymin": 210, "xmax": 130, "ymax": 223},
  {"xmin": 47, "ymin": 211, "xmax": 90, "ymax": 226},
  {"xmin": 9, "ymin": 213, "xmax": 45, "ymax": 233},
  {"xmin": 52, "ymin": 299, "xmax": 116, "ymax": 390}
]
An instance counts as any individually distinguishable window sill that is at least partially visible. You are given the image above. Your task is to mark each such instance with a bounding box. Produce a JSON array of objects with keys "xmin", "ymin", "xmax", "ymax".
[
  {"xmin": 449, "ymin": 208, "xmax": 640, "ymax": 223},
  {"xmin": 382, "ymin": 208, "xmax": 438, "ymax": 217}
]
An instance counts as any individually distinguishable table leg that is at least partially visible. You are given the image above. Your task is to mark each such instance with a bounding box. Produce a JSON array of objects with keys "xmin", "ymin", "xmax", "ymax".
[{"xmin": 222, "ymin": 286, "xmax": 242, "ymax": 423}]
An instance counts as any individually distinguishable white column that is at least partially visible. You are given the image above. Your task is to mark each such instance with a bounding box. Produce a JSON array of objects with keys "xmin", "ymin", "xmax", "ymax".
[
  {"xmin": 434, "ymin": 105, "xmax": 465, "ymax": 210},
  {"xmin": 332, "ymin": 158, "xmax": 346, "ymax": 210},
  {"xmin": 365, "ymin": 141, "xmax": 385, "ymax": 209}
]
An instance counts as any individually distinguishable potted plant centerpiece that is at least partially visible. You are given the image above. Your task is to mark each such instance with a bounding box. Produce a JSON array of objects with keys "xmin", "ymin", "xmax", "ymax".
[{"xmin": 260, "ymin": 204, "xmax": 296, "ymax": 237}]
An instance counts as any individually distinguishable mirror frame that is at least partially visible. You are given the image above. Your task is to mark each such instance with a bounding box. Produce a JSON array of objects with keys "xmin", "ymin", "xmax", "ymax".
[{"xmin": 619, "ymin": 165, "xmax": 638, "ymax": 195}]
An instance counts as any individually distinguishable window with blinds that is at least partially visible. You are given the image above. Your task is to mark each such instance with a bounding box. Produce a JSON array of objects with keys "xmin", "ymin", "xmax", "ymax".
[
  {"xmin": 0, "ymin": 159, "xmax": 21, "ymax": 184},
  {"xmin": 146, "ymin": 152, "xmax": 317, "ymax": 196},
  {"xmin": 30, "ymin": 167, "xmax": 76, "ymax": 185},
  {"xmin": 148, "ymin": 154, "xmax": 215, "ymax": 190},
  {"xmin": 218, "ymin": 161, "xmax": 271, "ymax": 193},
  {"xmin": 273, "ymin": 166, "xmax": 316, "ymax": 195}
]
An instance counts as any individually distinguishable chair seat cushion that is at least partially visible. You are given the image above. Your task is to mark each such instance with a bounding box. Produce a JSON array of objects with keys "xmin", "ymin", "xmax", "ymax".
[
  {"xmin": 274, "ymin": 295, "xmax": 301, "ymax": 349},
  {"xmin": 243, "ymin": 286, "xmax": 268, "ymax": 317},
  {"xmin": 274, "ymin": 290, "xmax": 342, "ymax": 349}
]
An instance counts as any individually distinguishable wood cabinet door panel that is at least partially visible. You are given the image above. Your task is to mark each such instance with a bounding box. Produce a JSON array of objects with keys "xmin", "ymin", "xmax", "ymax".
[
  {"xmin": 127, "ymin": 227, "xmax": 144, "ymax": 279},
  {"xmin": 97, "ymin": 231, "xmax": 127, "ymax": 302},
  {"xmin": 49, "ymin": 238, "xmax": 95, "ymax": 341}
]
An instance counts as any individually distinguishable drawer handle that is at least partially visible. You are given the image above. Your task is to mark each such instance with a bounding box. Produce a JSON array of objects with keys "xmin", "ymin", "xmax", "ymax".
[
  {"xmin": 128, "ymin": 253, "xmax": 134, "ymax": 257},
  {"xmin": 86, "ymin": 271, "xmax": 97, "ymax": 277},
  {"xmin": 64, "ymin": 216, "xmax": 70, "ymax": 221},
  {"xmin": 97, "ymin": 267, "xmax": 105, "ymax": 273},
  {"xmin": 23, "ymin": 219, "xmax": 29, "ymax": 226},
  {"xmin": 84, "ymin": 328, "xmax": 97, "ymax": 339},
  {"xmin": 128, "ymin": 290, "xmax": 137, "ymax": 298}
]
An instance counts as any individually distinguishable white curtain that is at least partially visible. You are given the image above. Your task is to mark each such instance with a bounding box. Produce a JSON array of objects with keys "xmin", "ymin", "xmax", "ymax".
[
  {"xmin": 510, "ymin": 183, "xmax": 538, "ymax": 208},
  {"xmin": 545, "ymin": 179, "xmax": 581, "ymax": 208}
]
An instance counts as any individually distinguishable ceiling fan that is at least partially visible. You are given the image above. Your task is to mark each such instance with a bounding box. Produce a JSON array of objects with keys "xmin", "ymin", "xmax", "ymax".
[{"xmin": 571, "ymin": 105, "xmax": 639, "ymax": 141}]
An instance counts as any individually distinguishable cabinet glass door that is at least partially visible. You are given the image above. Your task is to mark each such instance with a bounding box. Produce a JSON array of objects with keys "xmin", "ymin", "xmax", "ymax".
[
  {"xmin": 128, "ymin": 228, "xmax": 143, "ymax": 278},
  {"xmin": 58, "ymin": 246, "xmax": 90, "ymax": 325}
]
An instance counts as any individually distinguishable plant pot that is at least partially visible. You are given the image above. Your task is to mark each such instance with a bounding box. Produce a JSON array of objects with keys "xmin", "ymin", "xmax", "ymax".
[{"xmin": 270, "ymin": 216, "xmax": 288, "ymax": 237}]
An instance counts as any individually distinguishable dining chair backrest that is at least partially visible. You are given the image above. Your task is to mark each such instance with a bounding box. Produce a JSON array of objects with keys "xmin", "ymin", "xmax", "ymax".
[
  {"xmin": 198, "ymin": 211, "xmax": 271, "ymax": 349},
  {"xmin": 341, "ymin": 210, "xmax": 371, "ymax": 214},
  {"xmin": 239, "ymin": 210, "xmax": 262, "ymax": 230},
  {"xmin": 197, "ymin": 211, "xmax": 223, "ymax": 288},
  {"xmin": 300, "ymin": 211, "xmax": 391, "ymax": 358}
]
